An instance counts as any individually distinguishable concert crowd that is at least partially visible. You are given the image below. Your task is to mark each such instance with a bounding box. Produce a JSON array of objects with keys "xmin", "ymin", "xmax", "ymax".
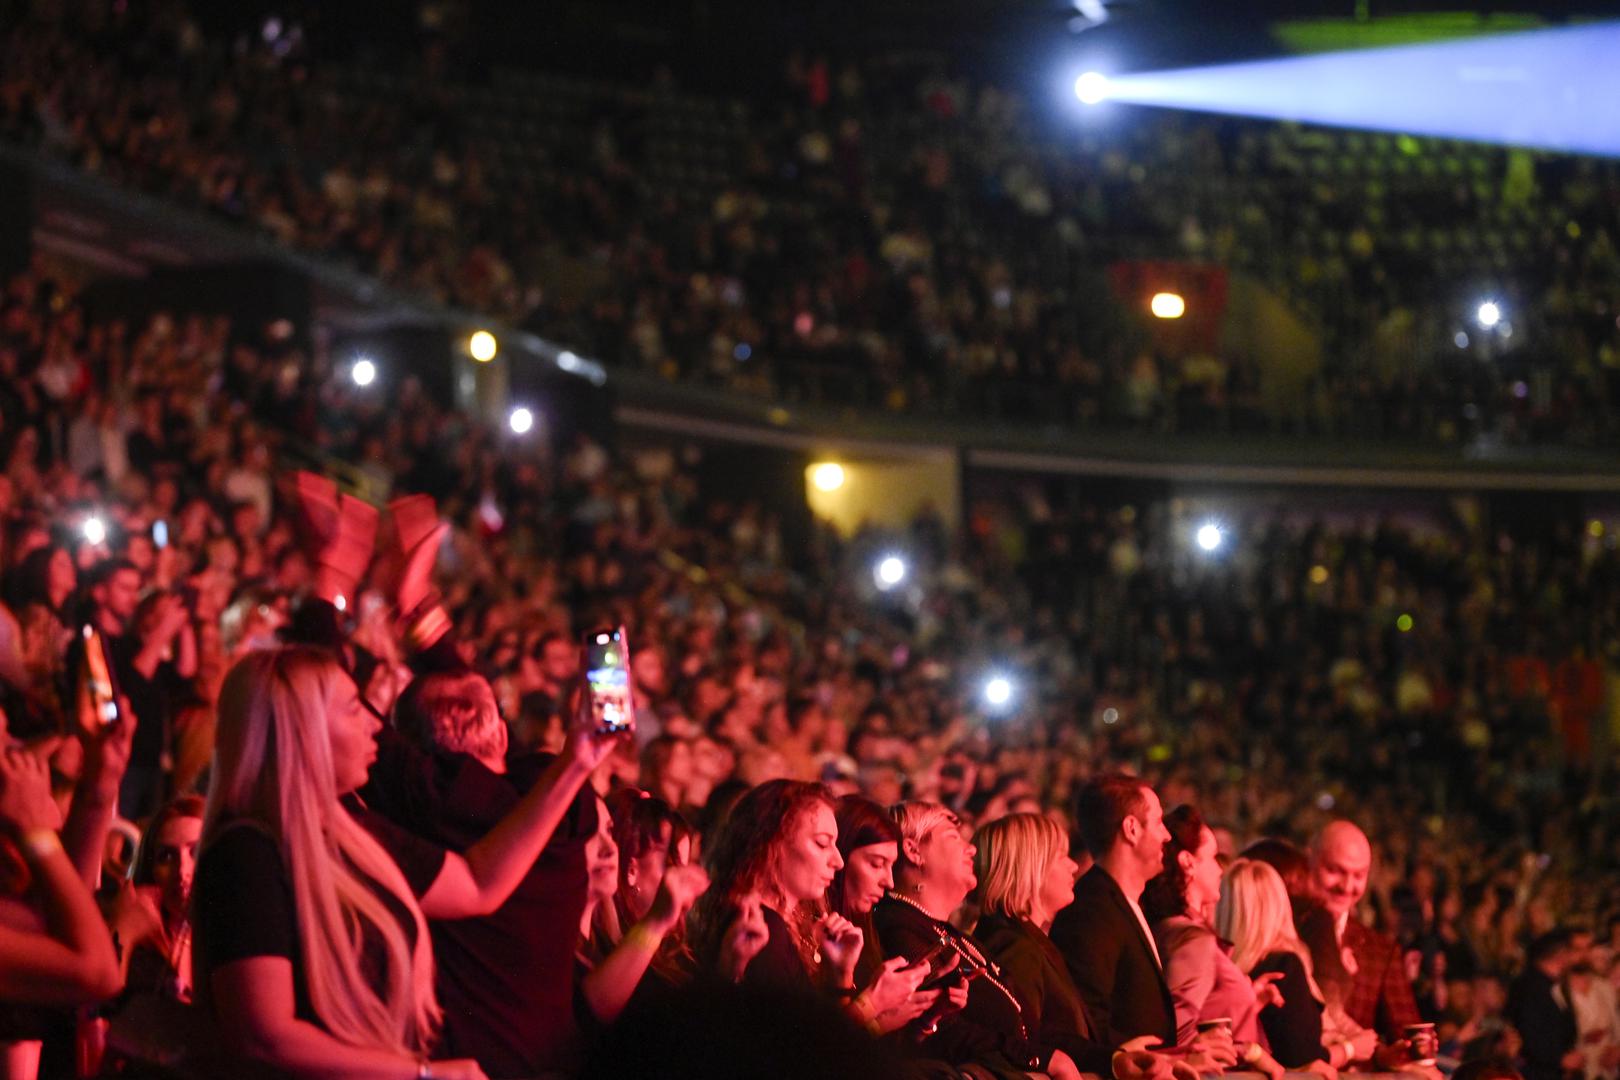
[
  {"xmin": 4, "ymin": 0, "xmax": 1620, "ymax": 445},
  {"xmin": 0, "ymin": 251, "xmax": 1613, "ymax": 1078}
]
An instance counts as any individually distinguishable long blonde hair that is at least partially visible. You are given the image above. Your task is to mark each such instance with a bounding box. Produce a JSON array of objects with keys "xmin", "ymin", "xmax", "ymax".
[
  {"xmin": 1215, "ymin": 858, "xmax": 1322, "ymax": 1002},
  {"xmin": 975, "ymin": 813, "xmax": 1068, "ymax": 922},
  {"xmin": 203, "ymin": 647, "xmax": 441, "ymax": 1054}
]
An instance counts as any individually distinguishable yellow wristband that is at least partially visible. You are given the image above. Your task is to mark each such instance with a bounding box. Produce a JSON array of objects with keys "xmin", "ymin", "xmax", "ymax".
[
  {"xmin": 20, "ymin": 829, "xmax": 61, "ymax": 861},
  {"xmin": 624, "ymin": 923, "xmax": 663, "ymax": 952}
]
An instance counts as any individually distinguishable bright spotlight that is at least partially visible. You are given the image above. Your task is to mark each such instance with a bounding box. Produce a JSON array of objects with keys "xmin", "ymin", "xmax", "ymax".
[
  {"xmin": 983, "ymin": 675, "xmax": 1015, "ymax": 710},
  {"xmin": 1195, "ymin": 522, "xmax": 1224, "ymax": 552},
  {"xmin": 351, "ymin": 357, "xmax": 377, "ymax": 387},
  {"xmin": 82, "ymin": 516, "xmax": 107, "ymax": 546},
  {"xmin": 469, "ymin": 330, "xmax": 499, "ymax": 363},
  {"xmin": 1074, "ymin": 71, "xmax": 1110, "ymax": 105},
  {"xmin": 811, "ymin": 462, "xmax": 846, "ymax": 492},
  {"xmin": 875, "ymin": 555, "xmax": 907, "ymax": 591},
  {"xmin": 1150, "ymin": 292, "xmax": 1186, "ymax": 319},
  {"xmin": 507, "ymin": 406, "xmax": 535, "ymax": 435},
  {"xmin": 1476, "ymin": 301, "xmax": 1502, "ymax": 329}
]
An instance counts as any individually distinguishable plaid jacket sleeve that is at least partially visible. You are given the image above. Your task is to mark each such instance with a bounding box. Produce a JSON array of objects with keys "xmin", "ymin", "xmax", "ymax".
[{"xmin": 1343, "ymin": 923, "xmax": 1422, "ymax": 1040}]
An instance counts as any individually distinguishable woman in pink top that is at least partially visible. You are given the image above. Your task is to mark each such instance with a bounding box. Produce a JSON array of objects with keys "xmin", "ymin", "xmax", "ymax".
[{"xmin": 1143, "ymin": 805, "xmax": 1287, "ymax": 1080}]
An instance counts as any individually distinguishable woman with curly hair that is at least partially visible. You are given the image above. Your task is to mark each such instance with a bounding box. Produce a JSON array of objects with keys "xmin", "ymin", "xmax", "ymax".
[{"xmin": 690, "ymin": 780, "xmax": 864, "ymax": 1000}]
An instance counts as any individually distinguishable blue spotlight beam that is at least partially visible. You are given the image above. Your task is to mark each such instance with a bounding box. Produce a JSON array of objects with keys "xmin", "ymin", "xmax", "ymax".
[{"xmin": 1100, "ymin": 22, "xmax": 1620, "ymax": 156}]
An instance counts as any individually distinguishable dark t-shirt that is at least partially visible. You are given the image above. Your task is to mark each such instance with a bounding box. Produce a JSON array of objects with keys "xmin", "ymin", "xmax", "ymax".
[
  {"xmin": 191, "ymin": 803, "xmax": 445, "ymax": 1028},
  {"xmin": 359, "ymin": 730, "xmax": 597, "ymax": 1078}
]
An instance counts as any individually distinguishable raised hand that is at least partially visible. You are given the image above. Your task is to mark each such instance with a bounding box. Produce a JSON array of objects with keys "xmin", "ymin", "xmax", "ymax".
[
  {"xmin": 0, "ymin": 748, "xmax": 60, "ymax": 836},
  {"xmin": 647, "ymin": 863, "xmax": 710, "ymax": 933},
  {"xmin": 717, "ymin": 895, "xmax": 770, "ymax": 983},
  {"xmin": 814, "ymin": 912, "xmax": 864, "ymax": 985}
]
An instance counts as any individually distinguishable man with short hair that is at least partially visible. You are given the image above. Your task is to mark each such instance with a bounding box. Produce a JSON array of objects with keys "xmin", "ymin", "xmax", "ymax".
[
  {"xmin": 1507, "ymin": 929, "xmax": 1580, "ymax": 1080},
  {"xmin": 366, "ymin": 664, "xmax": 605, "ymax": 1077},
  {"xmin": 90, "ymin": 558, "xmax": 191, "ymax": 819},
  {"xmin": 1050, "ymin": 773, "xmax": 1179, "ymax": 1048},
  {"xmin": 1298, "ymin": 820, "xmax": 1423, "ymax": 1060}
]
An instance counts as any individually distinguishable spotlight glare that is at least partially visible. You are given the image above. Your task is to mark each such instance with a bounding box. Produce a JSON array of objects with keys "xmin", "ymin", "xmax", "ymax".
[
  {"xmin": 1074, "ymin": 71, "xmax": 1110, "ymax": 105},
  {"xmin": 469, "ymin": 330, "xmax": 499, "ymax": 362},
  {"xmin": 811, "ymin": 462, "xmax": 846, "ymax": 492},
  {"xmin": 875, "ymin": 555, "xmax": 907, "ymax": 591},
  {"xmin": 983, "ymin": 675, "xmax": 1015, "ymax": 709},
  {"xmin": 82, "ymin": 516, "xmax": 107, "ymax": 546},
  {"xmin": 351, "ymin": 357, "xmax": 377, "ymax": 387},
  {"xmin": 1476, "ymin": 301, "xmax": 1501, "ymax": 329},
  {"xmin": 1150, "ymin": 292, "xmax": 1186, "ymax": 319},
  {"xmin": 507, "ymin": 406, "xmax": 534, "ymax": 435},
  {"xmin": 1195, "ymin": 522, "xmax": 1224, "ymax": 553}
]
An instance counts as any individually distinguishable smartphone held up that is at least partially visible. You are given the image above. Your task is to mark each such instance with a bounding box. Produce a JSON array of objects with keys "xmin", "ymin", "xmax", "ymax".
[
  {"xmin": 81, "ymin": 624, "xmax": 121, "ymax": 726},
  {"xmin": 583, "ymin": 626, "xmax": 635, "ymax": 736}
]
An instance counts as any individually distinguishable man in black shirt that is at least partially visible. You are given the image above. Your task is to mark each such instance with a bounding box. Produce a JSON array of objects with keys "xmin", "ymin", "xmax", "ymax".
[
  {"xmin": 88, "ymin": 558, "xmax": 194, "ymax": 819},
  {"xmin": 363, "ymin": 667, "xmax": 603, "ymax": 1077}
]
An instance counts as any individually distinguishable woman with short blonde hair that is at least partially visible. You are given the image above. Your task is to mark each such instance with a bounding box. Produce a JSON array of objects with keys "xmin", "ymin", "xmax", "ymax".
[{"xmin": 974, "ymin": 812, "xmax": 1070, "ymax": 924}]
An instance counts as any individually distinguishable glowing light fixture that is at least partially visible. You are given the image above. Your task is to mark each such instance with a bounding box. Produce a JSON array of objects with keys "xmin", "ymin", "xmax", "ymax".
[
  {"xmin": 1195, "ymin": 522, "xmax": 1224, "ymax": 552},
  {"xmin": 1150, "ymin": 292, "xmax": 1187, "ymax": 319},
  {"xmin": 508, "ymin": 406, "xmax": 534, "ymax": 435},
  {"xmin": 875, "ymin": 555, "xmax": 907, "ymax": 591},
  {"xmin": 983, "ymin": 675, "xmax": 1015, "ymax": 710},
  {"xmin": 469, "ymin": 330, "xmax": 499, "ymax": 363},
  {"xmin": 811, "ymin": 462, "xmax": 846, "ymax": 492},
  {"xmin": 1476, "ymin": 301, "xmax": 1502, "ymax": 329},
  {"xmin": 82, "ymin": 516, "xmax": 107, "ymax": 545},
  {"xmin": 1074, "ymin": 71, "xmax": 1111, "ymax": 105},
  {"xmin": 351, "ymin": 358, "xmax": 377, "ymax": 387}
]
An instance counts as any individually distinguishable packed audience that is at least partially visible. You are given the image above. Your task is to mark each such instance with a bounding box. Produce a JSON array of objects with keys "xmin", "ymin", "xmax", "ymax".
[
  {"xmin": 0, "ymin": 237, "xmax": 1616, "ymax": 1079},
  {"xmin": 4, "ymin": 0, "xmax": 1620, "ymax": 445}
]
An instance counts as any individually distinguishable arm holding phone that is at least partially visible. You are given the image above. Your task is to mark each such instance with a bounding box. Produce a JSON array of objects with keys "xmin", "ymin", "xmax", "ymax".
[{"xmin": 417, "ymin": 680, "xmax": 626, "ymax": 920}]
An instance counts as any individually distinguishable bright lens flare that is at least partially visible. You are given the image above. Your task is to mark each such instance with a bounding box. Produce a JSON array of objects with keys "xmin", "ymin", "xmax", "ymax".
[
  {"xmin": 1150, "ymin": 292, "xmax": 1186, "ymax": 319},
  {"xmin": 1074, "ymin": 71, "xmax": 1110, "ymax": 105},
  {"xmin": 875, "ymin": 555, "xmax": 907, "ymax": 590},
  {"xmin": 351, "ymin": 358, "xmax": 377, "ymax": 387},
  {"xmin": 983, "ymin": 676, "xmax": 1014, "ymax": 708},
  {"xmin": 508, "ymin": 406, "xmax": 534, "ymax": 435},
  {"xmin": 469, "ymin": 330, "xmax": 498, "ymax": 362},
  {"xmin": 1476, "ymin": 301, "xmax": 1502, "ymax": 329},
  {"xmin": 82, "ymin": 516, "xmax": 107, "ymax": 545},
  {"xmin": 1195, "ymin": 522, "xmax": 1223, "ymax": 552},
  {"xmin": 811, "ymin": 462, "xmax": 846, "ymax": 492}
]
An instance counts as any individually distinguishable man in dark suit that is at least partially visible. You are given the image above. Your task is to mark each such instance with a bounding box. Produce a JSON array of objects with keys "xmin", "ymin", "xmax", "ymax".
[
  {"xmin": 1050, "ymin": 774, "xmax": 1235, "ymax": 1068},
  {"xmin": 1507, "ymin": 930, "xmax": 1580, "ymax": 1080},
  {"xmin": 1298, "ymin": 819, "xmax": 1423, "ymax": 1066}
]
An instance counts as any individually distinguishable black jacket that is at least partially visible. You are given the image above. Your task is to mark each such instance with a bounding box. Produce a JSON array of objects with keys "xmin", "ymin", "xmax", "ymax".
[
  {"xmin": 974, "ymin": 913, "xmax": 1116, "ymax": 1073},
  {"xmin": 1507, "ymin": 967, "xmax": 1577, "ymax": 1080},
  {"xmin": 872, "ymin": 895, "xmax": 1051, "ymax": 1073},
  {"xmin": 1049, "ymin": 865, "xmax": 1176, "ymax": 1047}
]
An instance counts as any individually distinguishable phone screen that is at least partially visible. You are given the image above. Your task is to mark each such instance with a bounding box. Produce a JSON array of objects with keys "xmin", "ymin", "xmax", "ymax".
[
  {"xmin": 584, "ymin": 627, "xmax": 633, "ymax": 734},
  {"xmin": 81, "ymin": 625, "xmax": 120, "ymax": 726}
]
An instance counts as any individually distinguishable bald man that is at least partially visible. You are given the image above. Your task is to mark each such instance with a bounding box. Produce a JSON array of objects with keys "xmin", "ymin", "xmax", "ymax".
[{"xmin": 1297, "ymin": 821, "xmax": 1423, "ymax": 1061}]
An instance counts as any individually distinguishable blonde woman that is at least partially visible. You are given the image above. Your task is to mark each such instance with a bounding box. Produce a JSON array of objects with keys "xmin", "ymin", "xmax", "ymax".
[
  {"xmin": 1215, "ymin": 859, "xmax": 1337, "ymax": 1080},
  {"xmin": 974, "ymin": 812, "xmax": 1188, "ymax": 1080},
  {"xmin": 193, "ymin": 648, "xmax": 499, "ymax": 1079},
  {"xmin": 874, "ymin": 801, "xmax": 1082, "ymax": 1080}
]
